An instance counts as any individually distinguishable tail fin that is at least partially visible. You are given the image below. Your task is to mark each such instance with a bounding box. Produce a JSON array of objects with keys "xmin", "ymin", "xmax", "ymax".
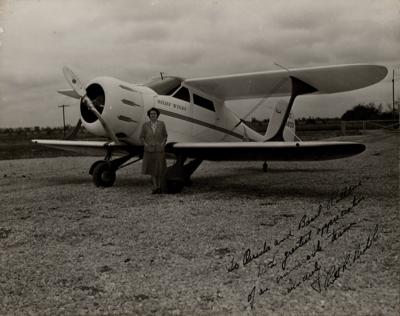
[{"xmin": 264, "ymin": 100, "xmax": 297, "ymax": 141}]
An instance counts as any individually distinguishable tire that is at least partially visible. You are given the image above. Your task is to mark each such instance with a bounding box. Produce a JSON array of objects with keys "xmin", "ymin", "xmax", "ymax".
[
  {"xmin": 166, "ymin": 179, "xmax": 185, "ymax": 194},
  {"xmin": 92, "ymin": 162, "xmax": 116, "ymax": 187}
]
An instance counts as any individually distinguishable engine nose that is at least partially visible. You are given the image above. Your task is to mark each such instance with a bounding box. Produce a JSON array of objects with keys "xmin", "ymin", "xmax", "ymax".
[
  {"xmin": 78, "ymin": 77, "xmax": 145, "ymax": 142},
  {"xmin": 80, "ymin": 83, "xmax": 105, "ymax": 123}
]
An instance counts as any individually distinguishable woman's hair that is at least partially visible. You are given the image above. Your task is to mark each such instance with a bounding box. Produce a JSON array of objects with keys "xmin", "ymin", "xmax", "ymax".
[{"xmin": 147, "ymin": 107, "xmax": 160, "ymax": 118}]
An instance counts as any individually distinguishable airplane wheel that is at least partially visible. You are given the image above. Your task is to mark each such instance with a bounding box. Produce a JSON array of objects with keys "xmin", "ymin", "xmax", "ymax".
[
  {"xmin": 263, "ymin": 162, "xmax": 268, "ymax": 172},
  {"xmin": 165, "ymin": 165, "xmax": 185, "ymax": 193},
  {"xmin": 92, "ymin": 162, "xmax": 116, "ymax": 187},
  {"xmin": 166, "ymin": 179, "xmax": 185, "ymax": 194}
]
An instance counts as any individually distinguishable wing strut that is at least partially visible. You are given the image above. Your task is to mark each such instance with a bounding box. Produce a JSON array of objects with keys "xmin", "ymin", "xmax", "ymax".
[{"xmin": 267, "ymin": 76, "xmax": 318, "ymax": 141}]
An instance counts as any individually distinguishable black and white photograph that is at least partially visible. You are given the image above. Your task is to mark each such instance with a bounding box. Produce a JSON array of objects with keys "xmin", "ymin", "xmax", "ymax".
[{"xmin": 0, "ymin": 0, "xmax": 399, "ymax": 315}]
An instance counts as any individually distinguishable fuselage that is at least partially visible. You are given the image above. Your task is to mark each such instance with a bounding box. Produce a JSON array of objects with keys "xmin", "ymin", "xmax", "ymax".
[{"xmin": 80, "ymin": 76, "xmax": 264, "ymax": 145}]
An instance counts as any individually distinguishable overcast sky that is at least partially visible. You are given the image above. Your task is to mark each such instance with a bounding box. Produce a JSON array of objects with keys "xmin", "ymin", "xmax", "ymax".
[{"xmin": 0, "ymin": 0, "xmax": 399, "ymax": 128}]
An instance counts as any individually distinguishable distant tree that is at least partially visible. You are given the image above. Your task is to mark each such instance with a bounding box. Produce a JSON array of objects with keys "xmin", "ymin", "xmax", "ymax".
[
  {"xmin": 384, "ymin": 98, "xmax": 400, "ymax": 112},
  {"xmin": 305, "ymin": 117, "xmax": 316, "ymax": 124},
  {"xmin": 341, "ymin": 103, "xmax": 381, "ymax": 121},
  {"xmin": 342, "ymin": 101, "xmax": 400, "ymax": 121},
  {"xmin": 44, "ymin": 127, "xmax": 52, "ymax": 135}
]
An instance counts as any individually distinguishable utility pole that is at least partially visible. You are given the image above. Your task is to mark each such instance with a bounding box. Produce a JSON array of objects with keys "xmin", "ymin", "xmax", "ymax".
[
  {"xmin": 58, "ymin": 104, "xmax": 70, "ymax": 138},
  {"xmin": 392, "ymin": 70, "xmax": 395, "ymax": 114}
]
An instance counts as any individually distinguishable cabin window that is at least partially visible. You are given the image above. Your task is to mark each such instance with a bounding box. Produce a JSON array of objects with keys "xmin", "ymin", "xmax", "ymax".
[
  {"xmin": 173, "ymin": 87, "xmax": 190, "ymax": 102},
  {"xmin": 193, "ymin": 94, "xmax": 215, "ymax": 112},
  {"xmin": 145, "ymin": 77, "xmax": 183, "ymax": 95}
]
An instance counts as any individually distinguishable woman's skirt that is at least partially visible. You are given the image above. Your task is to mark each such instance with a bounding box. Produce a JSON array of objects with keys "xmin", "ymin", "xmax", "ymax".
[{"xmin": 141, "ymin": 151, "xmax": 166, "ymax": 176}]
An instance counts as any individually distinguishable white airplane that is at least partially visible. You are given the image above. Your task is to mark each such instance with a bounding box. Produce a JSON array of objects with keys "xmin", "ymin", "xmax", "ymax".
[{"xmin": 33, "ymin": 64, "xmax": 387, "ymax": 192}]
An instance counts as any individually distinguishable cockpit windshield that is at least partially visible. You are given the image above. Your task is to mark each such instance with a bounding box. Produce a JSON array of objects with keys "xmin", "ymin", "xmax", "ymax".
[{"xmin": 144, "ymin": 76, "xmax": 184, "ymax": 95}]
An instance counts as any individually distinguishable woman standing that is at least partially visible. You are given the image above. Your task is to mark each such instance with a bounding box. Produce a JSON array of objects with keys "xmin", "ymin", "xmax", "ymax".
[{"xmin": 140, "ymin": 107, "xmax": 168, "ymax": 194}]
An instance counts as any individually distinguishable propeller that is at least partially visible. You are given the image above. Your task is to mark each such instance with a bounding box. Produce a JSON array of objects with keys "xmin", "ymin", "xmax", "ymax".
[
  {"xmin": 62, "ymin": 66, "xmax": 119, "ymax": 143},
  {"xmin": 65, "ymin": 118, "xmax": 82, "ymax": 140}
]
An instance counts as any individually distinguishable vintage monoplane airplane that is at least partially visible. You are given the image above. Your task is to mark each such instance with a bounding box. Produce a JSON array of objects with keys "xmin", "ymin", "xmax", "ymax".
[{"xmin": 33, "ymin": 64, "xmax": 387, "ymax": 192}]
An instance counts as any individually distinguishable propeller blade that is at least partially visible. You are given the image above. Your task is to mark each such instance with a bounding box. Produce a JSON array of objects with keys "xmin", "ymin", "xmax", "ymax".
[
  {"xmin": 62, "ymin": 66, "xmax": 86, "ymax": 97},
  {"xmin": 65, "ymin": 118, "xmax": 82, "ymax": 140}
]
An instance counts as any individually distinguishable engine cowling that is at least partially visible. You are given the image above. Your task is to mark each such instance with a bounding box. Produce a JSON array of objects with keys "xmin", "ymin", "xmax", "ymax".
[{"xmin": 80, "ymin": 77, "xmax": 145, "ymax": 141}]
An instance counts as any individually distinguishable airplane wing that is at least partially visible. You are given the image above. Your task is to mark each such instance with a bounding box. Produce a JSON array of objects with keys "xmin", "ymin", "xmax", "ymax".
[
  {"xmin": 167, "ymin": 141, "xmax": 366, "ymax": 161},
  {"xmin": 184, "ymin": 64, "xmax": 387, "ymax": 100},
  {"xmin": 32, "ymin": 139, "xmax": 136, "ymax": 156}
]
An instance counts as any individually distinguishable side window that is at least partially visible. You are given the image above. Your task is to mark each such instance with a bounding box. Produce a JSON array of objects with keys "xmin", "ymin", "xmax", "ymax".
[
  {"xmin": 172, "ymin": 87, "xmax": 190, "ymax": 102},
  {"xmin": 193, "ymin": 94, "xmax": 215, "ymax": 112}
]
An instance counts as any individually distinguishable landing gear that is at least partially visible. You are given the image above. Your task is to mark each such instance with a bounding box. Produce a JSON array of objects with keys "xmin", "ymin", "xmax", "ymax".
[
  {"xmin": 165, "ymin": 157, "xmax": 202, "ymax": 193},
  {"xmin": 164, "ymin": 165, "xmax": 185, "ymax": 194},
  {"xmin": 92, "ymin": 161, "xmax": 116, "ymax": 187},
  {"xmin": 89, "ymin": 147, "xmax": 142, "ymax": 187},
  {"xmin": 263, "ymin": 161, "xmax": 268, "ymax": 172}
]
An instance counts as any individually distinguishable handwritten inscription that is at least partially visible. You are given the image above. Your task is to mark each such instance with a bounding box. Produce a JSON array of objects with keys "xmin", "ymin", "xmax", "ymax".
[
  {"xmin": 224, "ymin": 181, "xmax": 380, "ymax": 309},
  {"xmin": 311, "ymin": 224, "xmax": 379, "ymax": 293},
  {"xmin": 243, "ymin": 241, "xmax": 271, "ymax": 266}
]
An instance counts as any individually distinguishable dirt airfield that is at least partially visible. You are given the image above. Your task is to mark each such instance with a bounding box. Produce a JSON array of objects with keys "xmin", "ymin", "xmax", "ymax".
[{"xmin": 0, "ymin": 131, "xmax": 398, "ymax": 316}]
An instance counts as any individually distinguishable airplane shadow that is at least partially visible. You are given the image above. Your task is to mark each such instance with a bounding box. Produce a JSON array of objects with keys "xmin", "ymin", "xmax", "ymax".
[
  {"xmin": 236, "ymin": 167, "xmax": 339, "ymax": 174},
  {"xmin": 189, "ymin": 179, "xmax": 338, "ymax": 199},
  {"xmin": 188, "ymin": 169, "xmax": 344, "ymax": 199},
  {"xmin": 45, "ymin": 175, "xmax": 149, "ymax": 188},
  {"xmin": 44, "ymin": 175, "xmax": 93, "ymax": 186},
  {"xmin": 41, "ymin": 167, "xmax": 342, "ymax": 199}
]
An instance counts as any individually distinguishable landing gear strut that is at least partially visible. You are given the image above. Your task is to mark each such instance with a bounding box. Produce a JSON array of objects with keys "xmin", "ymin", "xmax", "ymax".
[
  {"xmin": 164, "ymin": 157, "xmax": 202, "ymax": 193},
  {"xmin": 263, "ymin": 161, "xmax": 268, "ymax": 172}
]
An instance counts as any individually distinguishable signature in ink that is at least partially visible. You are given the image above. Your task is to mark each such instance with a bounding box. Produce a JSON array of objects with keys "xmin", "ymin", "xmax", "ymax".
[
  {"xmin": 225, "ymin": 181, "xmax": 376, "ymax": 310},
  {"xmin": 311, "ymin": 224, "xmax": 379, "ymax": 293}
]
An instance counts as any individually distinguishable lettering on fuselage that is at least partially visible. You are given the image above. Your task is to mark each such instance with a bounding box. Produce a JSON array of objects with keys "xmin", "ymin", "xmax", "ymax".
[{"xmin": 157, "ymin": 99, "xmax": 187, "ymax": 112}]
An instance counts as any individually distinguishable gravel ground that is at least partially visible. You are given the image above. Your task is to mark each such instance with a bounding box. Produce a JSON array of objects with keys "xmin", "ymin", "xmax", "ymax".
[{"xmin": 0, "ymin": 131, "xmax": 398, "ymax": 316}]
